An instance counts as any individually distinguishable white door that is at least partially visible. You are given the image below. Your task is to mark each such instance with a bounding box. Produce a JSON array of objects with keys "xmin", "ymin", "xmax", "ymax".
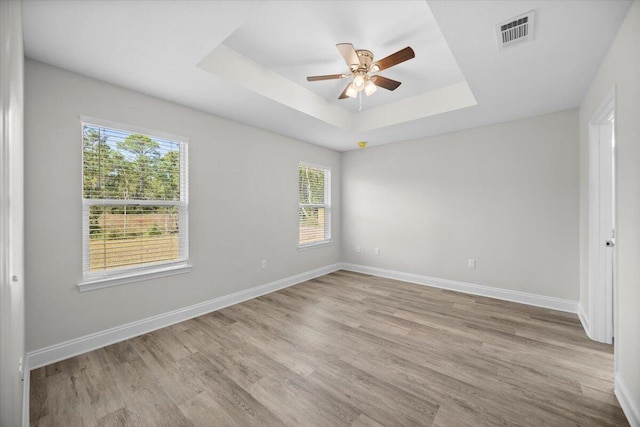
[
  {"xmin": 588, "ymin": 89, "xmax": 616, "ymax": 345},
  {"xmin": 599, "ymin": 120, "xmax": 615, "ymax": 343},
  {"xmin": 0, "ymin": 1, "xmax": 26, "ymax": 425}
]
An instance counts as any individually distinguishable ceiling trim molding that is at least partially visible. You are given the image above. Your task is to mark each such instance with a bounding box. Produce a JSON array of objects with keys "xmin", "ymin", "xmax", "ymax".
[
  {"xmin": 198, "ymin": 45, "xmax": 477, "ymax": 133},
  {"xmin": 356, "ymin": 81, "xmax": 477, "ymax": 132},
  {"xmin": 198, "ymin": 45, "xmax": 351, "ymax": 130}
]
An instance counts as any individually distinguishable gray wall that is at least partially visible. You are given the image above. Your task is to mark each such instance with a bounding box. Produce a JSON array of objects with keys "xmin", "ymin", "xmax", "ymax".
[
  {"xmin": 24, "ymin": 60, "xmax": 342, "ymax": 351},
  {"xmin": 579, "ymin": 0, "xmax": 640, "ymax": 414},
  {"xmin": 342, "ymin": 109, "xmax": 579, "ymax": 300}
]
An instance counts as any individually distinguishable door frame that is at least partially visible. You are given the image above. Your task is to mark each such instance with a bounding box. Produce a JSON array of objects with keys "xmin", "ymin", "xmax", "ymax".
[
  {"xmin": 587, "ymin": 86, "xmax": 616, "ymax": 347},
  {"xmin": 0, "ymin": 1, "xmax": 26, "ymax": 425}
]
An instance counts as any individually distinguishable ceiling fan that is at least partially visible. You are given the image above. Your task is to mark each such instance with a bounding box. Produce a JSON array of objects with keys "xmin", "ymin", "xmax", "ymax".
[{"xmin": 307, "ymin": 43, "xmax": 415, "ymax": 100}]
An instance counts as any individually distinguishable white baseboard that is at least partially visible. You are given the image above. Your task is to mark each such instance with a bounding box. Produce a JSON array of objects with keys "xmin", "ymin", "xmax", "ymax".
[
  {"xmin": 26, "ymin": 263, "xmax": 341, "ymax": 370},
  {"xmin": 577, "ymin": 303, "xmax": 591, "ymax": 338},
  {"xmin": 340, "ymin": 263, "xmax": 578, "ymax": 313},
  {"xmin": 616, "ymin": 374, "xmax": 640, "ymax": 427}
]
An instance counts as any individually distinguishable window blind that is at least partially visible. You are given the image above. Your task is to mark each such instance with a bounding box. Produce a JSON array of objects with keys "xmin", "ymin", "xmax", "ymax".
[
  {"xmin": 298, "ymin": 163, "xmax": 331, "ymax": 246},
  {"xmin": 82, "ymin": 121, "xmax": 189, "ymax": 279}
]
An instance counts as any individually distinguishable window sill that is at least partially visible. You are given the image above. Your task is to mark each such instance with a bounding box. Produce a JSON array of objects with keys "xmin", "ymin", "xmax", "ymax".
[
  {"xmin": 298, "ymin": 240, "xmax": 333, "ymax": 250},
  {"xmin": 77, "ymin": 263, "xmax": 192, "ymax": 292}
]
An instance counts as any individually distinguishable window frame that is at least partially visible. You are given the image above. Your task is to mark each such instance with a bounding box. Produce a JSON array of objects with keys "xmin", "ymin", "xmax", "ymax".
[
  {"xmin": 78, "ymin": 116, "xmax": 191, "ymax": 291},
  {"xmin": 298, "ymin": 161, "xmax": 332, "ymax": 248}
]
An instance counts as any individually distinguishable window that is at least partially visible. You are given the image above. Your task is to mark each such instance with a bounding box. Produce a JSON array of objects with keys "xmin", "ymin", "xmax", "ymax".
[
  {"xmin": 80, "ymin": 117, "xmax": 189, "ymax": 289},
  {"xmin": 298, "ymin": 162, "xmax": 331, "ymax": 247}
]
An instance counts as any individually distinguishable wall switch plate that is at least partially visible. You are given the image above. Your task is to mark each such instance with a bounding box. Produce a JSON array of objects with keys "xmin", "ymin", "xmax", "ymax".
[
  {"xmin": 356, "ymin": 246, "xmax": 361, "ymax": 253},
  {"xmin": 374, "ymin": 248, "xmax": 380, "ymax": 255},
  {"xmin": 468, "ymin": 259, "xmax": 476, "ymax": 268},
  {"xmin": 261, "ymin": 259, "xmax": 267, "ymax": 269}
]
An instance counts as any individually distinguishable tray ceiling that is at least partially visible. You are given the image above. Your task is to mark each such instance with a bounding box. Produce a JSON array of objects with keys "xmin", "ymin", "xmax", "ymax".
[{"xmin": 21, "ymin": 0, "xmax": 632, "ymax": 150}]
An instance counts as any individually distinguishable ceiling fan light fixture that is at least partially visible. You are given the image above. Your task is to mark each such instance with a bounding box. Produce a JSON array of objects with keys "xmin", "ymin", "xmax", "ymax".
[
  {"xmin": 345, "ymin": 83, "xmax": 358, "ymax": 98},
  {"xmin": 364, "ymin": 79, "xmax": 377, "ymax": 96},
  {"xmin": 353, "ymin": 73, "xmax": 365, "ymax": 88}
]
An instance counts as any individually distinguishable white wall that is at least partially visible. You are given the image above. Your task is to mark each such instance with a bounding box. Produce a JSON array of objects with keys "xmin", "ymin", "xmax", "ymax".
[
  {"xmin": 342, "ymin": 109, "xmax": 579, "ymax": 301},
  {"xmin": 24, "ymin": 60, "xmax": 341, "ymax": 352},
  {"xmin": 579, "ymin": 0, "xmax": 640, "ymax": 421},
  {"xmin": 0, "ymin": 1, "xmax": 25, "ymax": 425}
]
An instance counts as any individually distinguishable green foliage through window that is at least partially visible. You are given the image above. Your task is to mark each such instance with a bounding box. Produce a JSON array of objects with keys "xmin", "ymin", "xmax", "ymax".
[
  {"xmin": 298, "ymin": 163, "xmax": 331, "ymax": 245},
  {"xmin": 83, "ymin": 123, "xmax": 187, "ymax": 273},
  {"xmin": 83, "ymin": 125, "xmax": 180, "ymax": 201}
]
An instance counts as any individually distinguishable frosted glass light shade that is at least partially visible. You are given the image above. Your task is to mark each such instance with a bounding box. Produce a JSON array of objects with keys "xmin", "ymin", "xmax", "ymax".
[
  {"xmin": 345, "ymin": 83, "xmax": 358, "ymax": 98},
  {"xmin": 364, "ymin": 80, "xmax": 377, "ymax": 96},
  {"xmin": 353, "ymin": 74, "xmax": 365, "ymax": 88}
]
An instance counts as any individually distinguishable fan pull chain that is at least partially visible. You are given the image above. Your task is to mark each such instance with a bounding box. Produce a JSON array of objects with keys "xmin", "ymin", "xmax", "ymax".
[{"xmin": 359, "ymin": 92, "xmax": 363, "ymax": 112}]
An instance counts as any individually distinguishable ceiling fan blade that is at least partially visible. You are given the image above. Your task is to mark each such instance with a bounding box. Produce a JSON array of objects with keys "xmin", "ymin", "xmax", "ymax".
[
  {"xmin": 336, "ymin": 43, "xmax": 361, "ymax": 69},
  {"xmin": 372, "ymin": 46, "xmax": 415, "ymax": 72},
  {"xmin": 306, "ymin": 74, "xmax": 347, "ymax": 82},
  {"xmin": 371, "ymin": 75, "xmax": 402, "ymax": 91},
  {"xmin": 338, "ymin": 82, "xmax": 352, "ymax": 99}
]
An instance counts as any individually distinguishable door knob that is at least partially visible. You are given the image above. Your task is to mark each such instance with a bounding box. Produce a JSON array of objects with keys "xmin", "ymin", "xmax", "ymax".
[{"xmin": 606, "ymin": 240, "xmax": 615, "ymax": 247}]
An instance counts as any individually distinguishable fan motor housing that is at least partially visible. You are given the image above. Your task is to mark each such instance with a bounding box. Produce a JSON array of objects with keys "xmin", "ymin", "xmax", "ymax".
[{"xmin": 355, "ymin": 50, "xmax": 374, "ymax": 71}]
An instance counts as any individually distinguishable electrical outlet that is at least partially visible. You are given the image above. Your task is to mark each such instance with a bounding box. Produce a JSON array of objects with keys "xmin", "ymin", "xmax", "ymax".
[
  {"xmin": 356, "ymin": 246, "xmax": 361, "ymax": 253},
  {"xmin": 261, "ymin": 259, "xmax": 267, "ymax": 269},
  {"xmin": 374, "ymin": 248, "xmax": 380, "ymax": 255},
  {"xmin": 468, "ymin": 259, "xmax": 476, "ymax": 268}
]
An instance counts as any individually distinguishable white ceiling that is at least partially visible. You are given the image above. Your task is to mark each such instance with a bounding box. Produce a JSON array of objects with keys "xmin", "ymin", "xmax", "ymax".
[{"xmin": 22, "ymin": 0, "xmax": 631, "ymax": 151}]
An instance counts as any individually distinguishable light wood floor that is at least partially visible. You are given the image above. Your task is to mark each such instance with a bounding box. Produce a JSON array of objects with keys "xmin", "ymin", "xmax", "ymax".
[{"xmin": 30, "ymin": 271, "xmax": 628, "ymax": 426}]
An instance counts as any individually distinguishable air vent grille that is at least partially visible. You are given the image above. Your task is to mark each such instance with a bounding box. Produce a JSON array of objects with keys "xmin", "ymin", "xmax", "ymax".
[
  {"xmin": 497, "ymin": 11, "xmax": 535, "ymax": 49},
  {"xmin": 501, "ymin": 17, "xmax": 528, "ymax": 43}
]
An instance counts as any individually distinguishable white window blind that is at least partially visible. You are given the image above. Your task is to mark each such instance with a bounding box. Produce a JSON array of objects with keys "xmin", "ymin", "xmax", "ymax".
[
  {"xmin": 81, "ymin": 119, "xmax": 189, "ymax": 283},
  {"xmin": 298, "ymin": 162, "xmax": 331, "ymax": 246}
]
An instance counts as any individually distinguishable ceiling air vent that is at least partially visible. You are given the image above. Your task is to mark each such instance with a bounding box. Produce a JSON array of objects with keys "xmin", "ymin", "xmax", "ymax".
[{"xmin": 496, "ymin": 10, "xmax": 535, "ymax": 49}]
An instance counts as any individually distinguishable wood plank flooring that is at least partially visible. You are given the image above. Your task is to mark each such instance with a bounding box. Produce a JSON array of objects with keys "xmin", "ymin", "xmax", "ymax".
[{"xmin": 30, "ymin": 271, "xmax": 628, "ymax": 426}]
